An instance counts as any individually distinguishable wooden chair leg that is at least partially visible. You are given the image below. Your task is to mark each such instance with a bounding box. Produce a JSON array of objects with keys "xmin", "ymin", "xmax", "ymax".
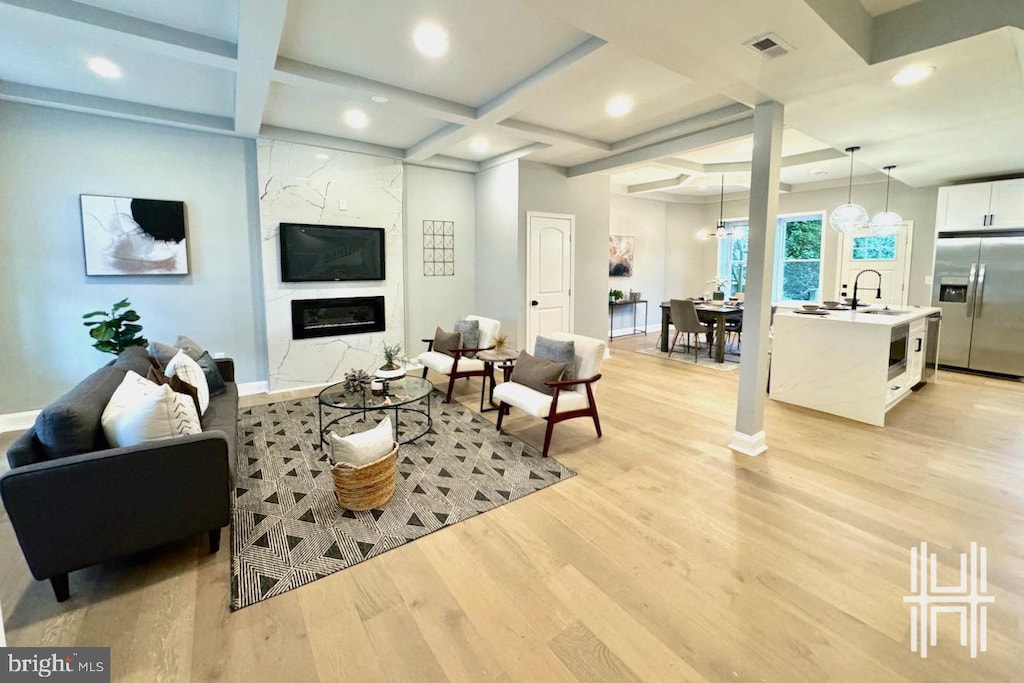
[
  {"xmin": 50, "ymin": 573, "xmax": 70, "ymax": 602},
  {"xmin": 586, "ymin": 384, "xmax": 602, "ymax": 437},
  {"xmin": 496, "ymin": 402, "xmax": 508, "ymax": 430},
  {"xmin": 444, "ymin": 374, "xmax": 457, "ymax": 403},
  {"xmin": 541, "ymin": 418, "xmax": 556, "ymax": 457},
  {"xmin": 208, "ymin": 528, "xmax": 221, "ymax": 553},
  {"xmin": 421, "ymin": 366, "xmax": 428, "ymax": 379},
  {"xmin": 667, "ymin": 330, "xmax": 680, "ymax": 357}
]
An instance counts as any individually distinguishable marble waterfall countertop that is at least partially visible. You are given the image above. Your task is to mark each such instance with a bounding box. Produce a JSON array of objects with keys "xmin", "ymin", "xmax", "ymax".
[{"xmin": 776, "ymin": 306, "xmax": 941, "ymax": 327}]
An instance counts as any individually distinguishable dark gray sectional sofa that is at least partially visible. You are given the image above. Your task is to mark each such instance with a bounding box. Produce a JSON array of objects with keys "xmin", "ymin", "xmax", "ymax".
[{"xmin": 1, "ymin": 347, "xmax": 237, "ymax": 602}]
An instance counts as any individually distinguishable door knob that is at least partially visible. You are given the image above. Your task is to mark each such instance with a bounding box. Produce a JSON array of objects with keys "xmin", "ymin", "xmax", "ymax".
[{"xmin": 531, "ymin": 300, "xmax": 539, "ymax": 306}]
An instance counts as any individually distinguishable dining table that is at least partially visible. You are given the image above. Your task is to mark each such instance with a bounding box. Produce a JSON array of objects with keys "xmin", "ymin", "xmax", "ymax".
[{"xmin": 659, "ymin": 300, "xmax": 744, "ymax": 363}]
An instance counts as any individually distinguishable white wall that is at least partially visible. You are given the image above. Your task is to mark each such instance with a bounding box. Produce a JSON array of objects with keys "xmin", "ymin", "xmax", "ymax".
[
  {"xmin": 664, "ymin": 202, "xmax": 717, "ymax": 299},
  {"xmin": 0, "ymin": 102, "xmax": 265, "ymax": 413},
  {"xmin": 474, "ymin": 160, "xmax": 521, "ymax": 345},
  {"xmin": 257, "ymin": 139, "xmax": 404, "ymax": 392},
  {"xmin": 403, "ymin": 164, "xmax": 476, "ymax": 352},
  {"xmin": 608, "ymin": 195, "xmax": 667, "ymax": 334},
  {"xmin": 518, "ymin": 161, "xmax": 611, "ymax": 344}
]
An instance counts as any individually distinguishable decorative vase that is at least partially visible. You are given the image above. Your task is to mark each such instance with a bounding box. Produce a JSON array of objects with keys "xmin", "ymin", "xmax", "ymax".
[{"xmin": 712, "ymin": 291, "xmax": 725, "ymax": 301}]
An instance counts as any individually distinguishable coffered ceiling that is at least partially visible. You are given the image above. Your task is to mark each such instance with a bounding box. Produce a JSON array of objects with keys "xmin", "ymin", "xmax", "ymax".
[{"xmin": 1, "ymin": 0, "xmax": 1022, "ymax": 195}]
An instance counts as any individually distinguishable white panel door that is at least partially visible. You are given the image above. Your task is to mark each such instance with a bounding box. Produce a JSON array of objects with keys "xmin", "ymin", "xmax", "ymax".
[
  {"xmin": 836, "ymin": 222, "xmax": 913, "ymax": 306},
  {"xmin": 527, "ymin": 212, "xmax": 574, "ymax": 349}
]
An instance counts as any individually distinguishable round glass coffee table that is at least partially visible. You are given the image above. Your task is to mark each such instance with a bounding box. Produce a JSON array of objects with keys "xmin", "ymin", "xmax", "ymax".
[{"xmin": 317, "ymin": 375, "xmax": 433, "ymax": 448}]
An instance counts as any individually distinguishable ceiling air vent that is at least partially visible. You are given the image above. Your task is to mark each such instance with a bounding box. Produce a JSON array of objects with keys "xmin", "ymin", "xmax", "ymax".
[{"xmin": 745, "ymin": 33, "xmax": 793, "ymax": 60}]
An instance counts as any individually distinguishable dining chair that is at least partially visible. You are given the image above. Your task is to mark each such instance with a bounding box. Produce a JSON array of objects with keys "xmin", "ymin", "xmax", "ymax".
[{"xmin": 668, "ymin": 299, "xmax": 709, "ymax": 363}]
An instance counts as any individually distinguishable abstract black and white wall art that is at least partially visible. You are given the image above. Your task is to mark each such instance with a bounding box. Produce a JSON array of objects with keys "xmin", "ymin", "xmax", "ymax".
[
  {"xmin": 80, "ymin": 194, "xmax": 189, "ymax": 275},
  {"xmin": 423, "ymin": 219, "xmax": 454, "ymax": 276}
]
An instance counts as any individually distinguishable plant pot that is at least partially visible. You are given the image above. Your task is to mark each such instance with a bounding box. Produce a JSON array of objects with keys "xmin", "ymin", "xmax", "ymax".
[
  {"xmin": 712, "ymin": 291, "xmax": 725, "ymax": 301},
  {"xmin": 376, "ymin": 365, "xmax": 406, "ymax": 380}
]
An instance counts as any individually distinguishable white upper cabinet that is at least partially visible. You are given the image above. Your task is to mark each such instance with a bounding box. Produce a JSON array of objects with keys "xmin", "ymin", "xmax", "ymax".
[
  {"xmin": 989, "ymin": 179, "xmax": 1024, "ymax": 228},
  {"xmin": 936, "ymin": 179, "xmax": 1024, "ymax": 231}
]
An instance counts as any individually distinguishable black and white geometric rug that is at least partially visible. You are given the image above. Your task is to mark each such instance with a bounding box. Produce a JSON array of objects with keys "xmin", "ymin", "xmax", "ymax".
[{"xmin": 230, "ymin": 392, "xmax": 575, "ymax": 610}]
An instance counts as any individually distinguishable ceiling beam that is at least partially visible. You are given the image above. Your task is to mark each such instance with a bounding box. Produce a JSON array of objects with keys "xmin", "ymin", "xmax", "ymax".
[
  {"xmin": 273, "ymin": 58, "xmax": 477, "ymax": 125},
  {"xmin": 259, "ymin": 124, "xmax": 404, "ymax": 159},
  {"xmin": 0, "ymin": 0, "xmax": 237, "ymax": 69},
  {"xmin": 567, "ymin": 117, "xmax": 754, "ymax": 177},
  {"xmin": 234, "ymin": 0, "xmax": 288, "ymax": 136},
  {"xmin": 403, "ymin": 36, "xmax": 608, "ymax": 162},
  {"xmin": 649, "ymin": 158, "xmax": 706, "ymax": 174},
  {"xmin": 609, "ymin": 103, "xmax": 752, "ymax": 152},
  {"xmin": 496, "ymin": 119, "xmax": 609, "ymax": 150},
  {"xmin": 479, "ymin": 143, "xmax": 551, "ymax": 171},
  {"xmin": 704, "ymin": 148, "xmax": 848, "ymax": 173},
  {"xmin": 872, "ymin": 0, "xmax": 1024, "ymax": 63},
  {"xmin": 0, "ymin": 80, "xmax": 233, "ymax": 132},
  {"xmin": 626, "ymin": 174, "xmax": 689, "ymax": 194}
]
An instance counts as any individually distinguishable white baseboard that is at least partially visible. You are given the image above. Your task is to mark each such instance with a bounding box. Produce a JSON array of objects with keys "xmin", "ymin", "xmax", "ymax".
[
  {"xmin": 237, "ymin": 381, "xmax": 269, "ymax": 396},
  {"xmin": 0, "ymin": 410, "xmax": 40, "ymax": 434},
  {"xmin": 729, "ymin": 430, "xmax": 767, "ymax": 456}
]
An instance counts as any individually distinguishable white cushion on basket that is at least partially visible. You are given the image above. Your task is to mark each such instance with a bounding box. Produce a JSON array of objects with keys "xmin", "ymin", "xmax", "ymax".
[
  {"xmin": 416, "ymin": 350, "xmax": 485, "ymax": 376},
  {"xmin": 101, "ymin": 370, "xmax": 201, "ymax": 447},
  {"xmin": 165, "ymin": 350, "xmax": 210, "ymax": 415},
  {"xmin": 330, "ymin": 417, "xmax": 395, "ymax": 468},
  {"xmin": 492, "ymin": 381, "xmax": 588, "ymax": 418}
]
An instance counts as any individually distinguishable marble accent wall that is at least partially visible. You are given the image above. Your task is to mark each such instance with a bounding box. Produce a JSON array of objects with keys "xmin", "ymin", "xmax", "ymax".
[{"xmin": 257, "ymin": 139, "xmax": 404, "ymax": 392}]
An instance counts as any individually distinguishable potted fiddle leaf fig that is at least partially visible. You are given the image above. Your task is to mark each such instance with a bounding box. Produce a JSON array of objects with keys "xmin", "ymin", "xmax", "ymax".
[{"xmin": 82, "ymin": 298, "xmax": 148, "ymax": 355}]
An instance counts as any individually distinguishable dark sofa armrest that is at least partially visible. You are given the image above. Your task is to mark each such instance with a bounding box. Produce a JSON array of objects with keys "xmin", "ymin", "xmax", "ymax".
[
  {"xmin": 0, "ymin": 432, "xmax": 231, "ymax": 581},
  {"xmin": 215, "ymin": 357, "xmax": 235, "ymax": 382},
  {"xmin": 6, "ymin": 427, "xmax": 44, "ymax": 469}
]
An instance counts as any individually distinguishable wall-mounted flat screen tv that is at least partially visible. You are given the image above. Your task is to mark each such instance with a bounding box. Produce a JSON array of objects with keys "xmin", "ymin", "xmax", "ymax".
[{"xmin": 279, "ymin": 223, "xmax": 386, "ymax": 282}]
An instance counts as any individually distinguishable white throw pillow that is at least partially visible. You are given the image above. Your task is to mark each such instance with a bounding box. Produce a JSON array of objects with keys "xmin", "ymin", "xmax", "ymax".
[
  {"xmin": 330, "ymin": 418, "xmax": 395, "ymax": 468},
  {"xmin": 102, "ymin": 370, "xmax": 201, "ymax": 447},
  {"xmin": 165, "ymin": 350, "xmax": 210, "ymax": 415}
]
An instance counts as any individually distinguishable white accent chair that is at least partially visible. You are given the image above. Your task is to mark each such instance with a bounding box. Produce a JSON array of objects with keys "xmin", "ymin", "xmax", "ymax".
[
  {"xmin": 418, "ymin": 315, "xmax": 500, "ymax": 403},
  {"xmin": 493, "ymin": 332, "xmax": 606, "ymax": 457}
]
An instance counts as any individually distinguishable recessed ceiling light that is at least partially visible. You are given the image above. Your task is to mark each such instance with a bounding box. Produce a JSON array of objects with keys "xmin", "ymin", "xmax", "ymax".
[
  {"xmin": 892, "ymin": 65, "xmax": 934, "ymax": 85},
  {"xmin": 605, "ymin": 94, "xmax": 634, "ymax": 118},
  {"xmin": 87, "ymin": 57, "xmax": 122, "ymax": 79},
  {"xmin": 414, "ymin": 21, "xmax": 449, "ymax": 58},
  {"xmin": 315, "ymin": 153, "xmax": 330, "ymax": 160},
  {"xmin": 809, "ymin": 167, "xmax": 828, "ymax": 176},
  {"xmin": 370, "ymin": 95, "xmax": 389, "ymax": 104},
  {"xmin": 470, "ymin": 137, "xmax": 489, "ymax": 154},
  {"xmin": 344, "ymin": 109, "xmax": 368, "ymax": 129}
]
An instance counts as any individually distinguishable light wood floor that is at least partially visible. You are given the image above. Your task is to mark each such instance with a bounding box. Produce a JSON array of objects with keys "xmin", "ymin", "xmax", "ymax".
[{"xmin": 2, "ymin": 335, "xmax": 1023, "ymax": 682}]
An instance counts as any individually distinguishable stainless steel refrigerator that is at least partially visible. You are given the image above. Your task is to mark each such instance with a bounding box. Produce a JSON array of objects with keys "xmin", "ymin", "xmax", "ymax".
[{"xmin": 932, "ymin": 233, "xmax": 1024, "ymax": 376}]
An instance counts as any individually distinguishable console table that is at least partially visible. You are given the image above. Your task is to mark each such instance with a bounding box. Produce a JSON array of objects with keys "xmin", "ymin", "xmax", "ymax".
[{"xmin": 609, "ymin": 299, "xmax": 648, "ymax": 339}]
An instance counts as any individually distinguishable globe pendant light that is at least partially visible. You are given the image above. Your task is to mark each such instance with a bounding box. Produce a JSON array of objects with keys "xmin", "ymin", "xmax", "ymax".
[
  {"xmin": 869, "ymin": 165, "xmax": 902, "ymax": 234},
  {"xmin": 830, "ymin": 146, "xmax": 869, "ymax": 233}
]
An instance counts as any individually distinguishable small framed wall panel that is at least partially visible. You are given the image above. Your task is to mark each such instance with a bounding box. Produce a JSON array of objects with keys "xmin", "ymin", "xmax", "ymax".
[{"xmin": 423, "ymin": 220, "xmax": 454, "ymax": 276}]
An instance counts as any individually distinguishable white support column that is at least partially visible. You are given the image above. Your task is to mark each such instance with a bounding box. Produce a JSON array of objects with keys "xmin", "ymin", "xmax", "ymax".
[{"xmin": 729, "ymin": 101, "xmax": 783, "ymax": 456}]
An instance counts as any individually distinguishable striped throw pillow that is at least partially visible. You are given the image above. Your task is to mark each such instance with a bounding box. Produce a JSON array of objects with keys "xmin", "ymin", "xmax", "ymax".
[{"xmin": 165, "ymin": 350, "xmax": 210, "ymax": 415}]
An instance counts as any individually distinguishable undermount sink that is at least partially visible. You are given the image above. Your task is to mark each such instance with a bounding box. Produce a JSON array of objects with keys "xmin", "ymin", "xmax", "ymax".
[{"xmin": 856, "ymin": 309, "xmax": 908, "ymax": 316}]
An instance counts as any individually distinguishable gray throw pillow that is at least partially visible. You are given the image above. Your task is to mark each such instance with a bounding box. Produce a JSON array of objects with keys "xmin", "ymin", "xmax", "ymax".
[
  {"xmin": 510, "ymin": 350, "xmax": 565, "ymax": 396},
  {"xmin": 149, "ymin": 341, "xmax": 179, "ymax": 369},
  {"xmin": 196, "ymin": 351, "xmax": 228, "ymax": 397},
  {"xmin": 533, "ymin": 336, "xmax": 575, "ymax": 380},
  {"xmin": 174, "ymin": 335, "xmax": 205, "ymax": 361},
  {"xmin": 453, "ymin": 319, "xmax": 480, "ymax": 357},
  {"xmin": 113, "ymin": 346, "xmax": 157, "ymax": 377},
  {"xmin": 432, "ymin": 327, "xmax": 462, "ymax": 357},
  {"xmin": 33, "ymin": 365, "xmax": 126, "ymax": 459}
]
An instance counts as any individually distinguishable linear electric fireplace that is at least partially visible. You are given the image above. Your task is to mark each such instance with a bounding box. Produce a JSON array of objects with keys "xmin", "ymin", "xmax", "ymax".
[{"xmin": 291, "ymin": 296, "xmax": 385, "ymax": 339}]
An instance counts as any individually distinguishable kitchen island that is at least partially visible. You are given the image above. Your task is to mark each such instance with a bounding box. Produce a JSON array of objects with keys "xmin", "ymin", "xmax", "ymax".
[{"xmin": 770, "ymin": 306, "xmax": 941, "ymax": 426}]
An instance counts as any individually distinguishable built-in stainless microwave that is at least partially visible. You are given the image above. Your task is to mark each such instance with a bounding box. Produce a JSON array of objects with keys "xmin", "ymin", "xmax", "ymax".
[{"xmin": 888, "ymin": 323, "xmax": 910, "ymax": 380}]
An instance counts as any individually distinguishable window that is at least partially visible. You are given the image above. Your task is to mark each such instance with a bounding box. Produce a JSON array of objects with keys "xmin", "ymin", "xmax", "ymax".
[
  {"xmin": 851, "ymin": 235, "xmax": 897, "ymax": 261},
  {"xmin": 716, "ymin": 213, "xmax": 824, "ymax": 302}
]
